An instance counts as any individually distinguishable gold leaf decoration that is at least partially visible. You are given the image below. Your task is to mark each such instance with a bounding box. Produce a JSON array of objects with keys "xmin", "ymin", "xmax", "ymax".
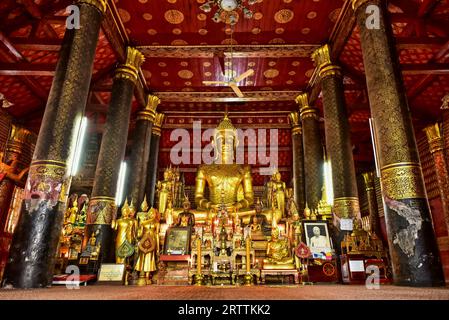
[
  {"xmin": 274, "ymin": 9, "xmax": 294, "ymax": 24},
  {"xmin": 178, "ymin": 69, "xmax": 194, "ymax": 79},
  {"xmin": 165, "ymin": 10, "xmax": 184, "ymax": 24}
]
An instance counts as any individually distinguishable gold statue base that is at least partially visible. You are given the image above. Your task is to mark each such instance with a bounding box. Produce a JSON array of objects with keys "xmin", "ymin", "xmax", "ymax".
[
  {"xmin": 194, "ymin": 274, "xmax": 204, "ymax": 286},
  {"xmin": 243, "ymin": 273, "xmax": 253, "ymax": 286}
]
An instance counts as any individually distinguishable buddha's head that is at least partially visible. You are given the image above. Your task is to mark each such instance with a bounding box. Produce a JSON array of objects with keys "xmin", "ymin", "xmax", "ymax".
[
  {"xmin": 213, "ymin": 114, "xmax": 238, "ymax": 164},
  {"xmin": 272, "ymin": 228, "xmax": 280, "ymax": 240},
  {"xmin": 182, "ymin": 195, "xmax": 191, "ymax": 212}
]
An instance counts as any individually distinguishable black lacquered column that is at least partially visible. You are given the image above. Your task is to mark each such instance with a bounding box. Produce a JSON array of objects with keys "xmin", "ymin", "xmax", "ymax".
[
  {"xmin": 296, "ymin": 93, "xmax": 323, "ymax": 211},
  {"xmin": 353, "ymin": 0, "xmax": 444, "ymax": 286},
  {"xmin": 145, "ymin": 113, "xmax": 164, "ymax": 207},
  {"xmin": 2, "ymin": 0, "xmax": 106, "ymax": 289},
  {"xmin": 126, "ymin": 95, "xmax": 160, "ymax": 206},
  {"xmin": 289, "ymin": 112, "xmax": 306, "ymax": 213},
  {"xmin": 85, "ymin": 47, "xmax": 144, "ymax": 262},
  {"xmin": 312, "ymin": 44, "xmax": 360, "ymax": 223}
]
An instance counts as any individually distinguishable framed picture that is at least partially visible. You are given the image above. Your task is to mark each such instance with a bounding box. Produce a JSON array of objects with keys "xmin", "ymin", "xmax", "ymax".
[
  {"xmin": 164, "ymin": 227, "xmax": 192, "ymax": 255},
  {"xmin": 303, "ymin": 221, "xmax": 333, "ymax": 256}
]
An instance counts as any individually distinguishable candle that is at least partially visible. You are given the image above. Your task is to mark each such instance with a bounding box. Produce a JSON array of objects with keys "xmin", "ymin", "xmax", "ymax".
[
  {"xmin": 246, "ymin": 236, "xmax": 251, "ymax": 273},
  {"xmin": 197, "ymin": 237, "xmax": 202, "ymax": 274}
]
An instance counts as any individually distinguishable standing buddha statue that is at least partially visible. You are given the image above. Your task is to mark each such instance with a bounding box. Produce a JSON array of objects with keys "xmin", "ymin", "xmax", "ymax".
[
  {"xmin": 68, "ymin": 196, "xmax": 79, "ymax": 224},
  {"xmin": 135, "ymin": 208, "xmax": 160, "ymax": 285},
  {"xmin": 112, "ymin": 199, "xmax": 138, "ymax": 264},
  {"xmin": 194, "ymin": 114, "xmax": 254, "ymax": 218},
  {"xmin": 157, "ymin": 167, "xmax": 173, "ymax": 217}
]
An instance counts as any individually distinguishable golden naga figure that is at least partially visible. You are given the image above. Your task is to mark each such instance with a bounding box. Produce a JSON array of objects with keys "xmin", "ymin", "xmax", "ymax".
[
  {"xmin": 112, "ymin": 199, "xmax": 138, "ymax": 264},
  {"xmin": 194, "ymin": 114, "xmax": 254, "ymax": 220},
  {"xmin": 135, "ymin": 207, "xmax": 160, "ymax": 284},
  {"xmin": 263, "ymin": 228, "xmax": 295, "ymax": 270}
]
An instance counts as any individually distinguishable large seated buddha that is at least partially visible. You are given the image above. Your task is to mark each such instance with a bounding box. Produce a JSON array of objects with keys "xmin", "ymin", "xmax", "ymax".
[{"xmin": 194, "ymin": 114, "xmax": 254, "ymax": 220}]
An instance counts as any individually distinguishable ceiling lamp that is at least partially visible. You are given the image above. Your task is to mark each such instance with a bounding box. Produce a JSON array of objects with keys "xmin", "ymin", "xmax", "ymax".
[{"xmin": 200, "ymin": 0, "xmax": 256, "ymax": 25}]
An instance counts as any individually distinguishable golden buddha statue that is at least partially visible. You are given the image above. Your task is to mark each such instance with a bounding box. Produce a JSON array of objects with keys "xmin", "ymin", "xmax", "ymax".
[
  {"xmin": 137, "ymin": 196, "xmax": 149, "ymax": 224},
  {"xmin": 263, "ymin": 228, "xmax": 295, "ymax": 269},
  {"xmin": 157, "ymin": 167, "xmax": 174, "ymax": 217},
  {"xmin": 267, "ymin": 169, "xmax": 286, "ymax": 220},
  {"xmin": 176, "ymin": 196, "xmax": 195, "ymax": 228},
  {"xmin": 112, "ymin": 199, "xmax": 138, "ymax": 264},
  {"xmin": 194, "ymin": 114, "xmax": 254, "ymax": 220},
  {"xmin": 135, "ymin": 207, "xmax": 160, "ymax": 285},
  {"xmin": 68, "ymin": 197, "xmax": 79, "ymax": 224}
]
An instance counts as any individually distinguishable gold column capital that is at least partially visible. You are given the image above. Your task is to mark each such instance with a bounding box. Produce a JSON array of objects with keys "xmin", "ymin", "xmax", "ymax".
[
  {"xmin": 362, "ymin": 171, "xmax": 375, "ymax": 191},
  {"xmin": 352, "ymin": 0, "xmax": 371, "ymax": 11},
  {"xmin": 6, "ymin": 124, "xmax": 34, "ymax": 155},
  {"xmin": 152, "ymin": 113, "xmax": 165, "ymax": 136},
  {"xmin": 114, "ymin": 47, "xmax": 145, "ymax": 84},
  {"xmin": 311, "ymin": 44, "xmax": 341, "ymax": 79},
  {"xmin": 289, "ymin": 112, "xmax": 302, "ymax": 135},
  {"xmin": 296, "ymin": 92, "xmax": 319, "ymax": 121},
  {"xmin": 424, "ymin": 123, "xmax": 444, "ymax": 154},
  {"xmin": 380, "ymin": 162, "xmax": 426, "ymax": 199},
  {"xmin": 333, "ymin": 197, "xmax": 360, "ymax": 219},
  {"xmin": 77, "ymin": 0, "xmax": 108, "ymax": 15},
  {"xmin": 137, "ymin": 94, "xmax": 160, "ymax": 122}
]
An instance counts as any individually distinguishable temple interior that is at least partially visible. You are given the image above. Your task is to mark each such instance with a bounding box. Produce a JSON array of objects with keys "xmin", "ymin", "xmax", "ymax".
[{"xmin": 0, "ymin": 0, "xmax": 449, "ymax": 298}]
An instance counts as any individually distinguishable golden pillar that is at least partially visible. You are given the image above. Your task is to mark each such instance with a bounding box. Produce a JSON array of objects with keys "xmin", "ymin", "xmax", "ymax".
[
  {"xmin": 296, "ymin": 93, "xmax": 323, "ymax": 211},
  {"xmin": 3, "ymin": 0, "xmax": 107, "ymax": 289},
  {"xmin": 126, "ymin": 95, "xmax": 160, "ymax": 206},
  {"xmin": 442, "ymin": 95, "xmax": 449, "ymax": 166},
  {"xmin": 146, "ymin": 113, "xmax": 165, "ymax": 207},
  {"xmin": 312, "ymin": 44, "xmax": 360, "ymax": 222},
  {"xmin": 424, "ymin": 124, "xmax": 449, "ymax": 237},
  {"xmin": 353, "ymin": 0, "xmax": 444, "ymax": 286},
  {"xmin": 288, "ymin": 112, "xmax": 306, "ymax": 213},
  {"xmin": 85, "ymin": 47, "xmax": 145, "ymax": 262},
  {"xmin": 362, "ymin": 171, "xmax": 381, "ymax": 237}
]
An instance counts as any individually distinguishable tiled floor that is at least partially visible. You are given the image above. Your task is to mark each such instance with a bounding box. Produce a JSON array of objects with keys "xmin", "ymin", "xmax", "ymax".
[{"xmin": 0, "ymin": 284, "xmax": 448, "ymax": 300}]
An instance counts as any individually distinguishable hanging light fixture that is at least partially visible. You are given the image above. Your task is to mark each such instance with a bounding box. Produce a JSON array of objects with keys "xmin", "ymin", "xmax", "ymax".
[
  {"xmin": 200, "ymin": 0, "xmax": 257, "ymax": 25},
  {"xmin": 0, "ymin": 93, "xmax": 13, "ymax": 108}
]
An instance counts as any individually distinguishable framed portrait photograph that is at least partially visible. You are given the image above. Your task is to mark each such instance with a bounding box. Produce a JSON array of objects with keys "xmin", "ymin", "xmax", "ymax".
[
  {"xmin": 303, "ymin": 221, "xmax": 333, "ymax": 256},
  {"xmin": 164, "ymin": 227, "xmax": 192, "ymax": 255}
]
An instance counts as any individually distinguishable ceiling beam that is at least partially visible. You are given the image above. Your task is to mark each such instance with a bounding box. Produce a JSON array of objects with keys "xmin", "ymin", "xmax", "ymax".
[
  {"xmin": 153, "ymin": 91, "xmax": 301, "ymax": 103},
  {"xmin": 0, "ymin": 62, "xmax": 55, "ymax": 76},
  {"xmin": 402, "ymin": 63, "xmax": 449, "ymax": 75},
  {"xmin": 0, "ymin": 31, "xmax": 48, "ymax": 101},
  {"xmin": 17, "ymin": 0, "xmax": 42, "ymax": 19},
  {"xmin": 138, "ymin": 44, "xmax": 320, "ymax": 59},
  {"xmin": 408, "ymin": 40, "xmax": 449, "ymax": 99}
]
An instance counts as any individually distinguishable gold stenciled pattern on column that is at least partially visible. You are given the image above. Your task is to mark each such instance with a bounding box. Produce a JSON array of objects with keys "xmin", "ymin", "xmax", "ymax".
[
  {"xmin": 311, "ymin": 44, "xmax": 341, "ymax": 79},
  {"xmin": 380, "ymin": 162, "xmax": 426, "ymax": 200},
  {"xmin": 424, "ymin": 123, "xmax": 444, "ymax": 154},
  {"xmin": 86, "ymin": 196, "xmax": 117, "ymax": 225},
  {"xmin": 114, "ymin": 47, "xmax": 145, "ymax": 84},
  {"xmin": 333, "ymin": 197, "xmax": 360, "ymax": 219},
  {"xmin": 137, "ymin": 94, "xmax": 160, "ymax": 122},
  {"xmin": 296, "ymin": 93, "xmax": 318, "ymax": 120},
  {"xmin": 289, "ymin": 112, "xmax": 301, "ymax": 136},
  {"xmin": 152, "ymin": 113, "xmax": 165, "ymax": 136},
  {"xmin": 78, "ymin": 0, "xmax": 108, "ymax": 14}
]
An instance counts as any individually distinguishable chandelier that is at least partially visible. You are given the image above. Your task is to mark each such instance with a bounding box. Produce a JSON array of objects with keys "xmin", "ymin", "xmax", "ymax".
[{"xmin": 200, "ymin": 0, "xmax": 257, "ymax": 25}]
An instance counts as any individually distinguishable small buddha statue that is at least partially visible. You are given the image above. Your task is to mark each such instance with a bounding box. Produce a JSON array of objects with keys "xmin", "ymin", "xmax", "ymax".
[
  {"xmin": 303, "ymin": 202, "xmax": 311, "ymax": 220},
  {"xmin": 156, "ymin": 167, "xmax": 174, "ymax": 217},
  {"xmin": 175, "ymin": 196, "xmax": 195, "ymax": 229},
  {"xmin": 250, "ymin": 199, "xmax": 271, "ymax": 237},
  {"xmin": 269, "ymin": 169, "xmax": 287, "ymax": 218},
  {"xmin": 285, "ymin": 188, "xmax": 299, "ymax": 218},
  {"xmin": 68, "ymin": 197, "xmax": 79, "ymax": 224},
  {"xmin": 263, "ymin": 228, "xmax": 295, "ymax": 270},
  {"xmin": 112, "ymin": 199, "xmax": 138, "ymax": 264},
  {"xmin": 165, "ymin": 200, "xmax": 174, "ymax": 226},
  {"xmin": 76, "ymin": 202, "xmax": 87, "ymax": 226},
  {"xmin": 136, "ymin": 196, "xmax": 149, "ymax": 224}
]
